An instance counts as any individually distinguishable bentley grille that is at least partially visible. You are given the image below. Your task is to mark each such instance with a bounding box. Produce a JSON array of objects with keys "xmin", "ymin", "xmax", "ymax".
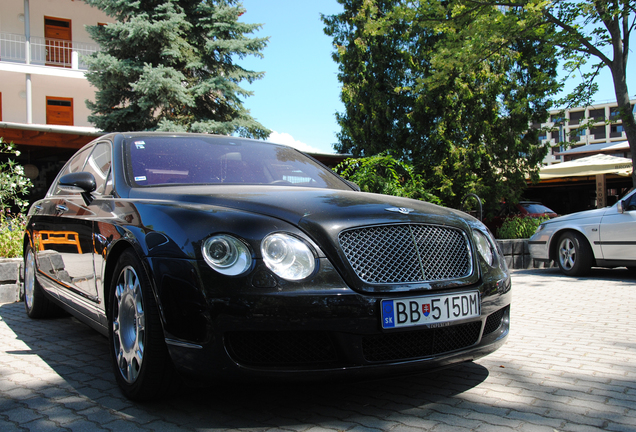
[{"xmin": 339, "ymin": 224, "xmax": 473, "ymax": 284}]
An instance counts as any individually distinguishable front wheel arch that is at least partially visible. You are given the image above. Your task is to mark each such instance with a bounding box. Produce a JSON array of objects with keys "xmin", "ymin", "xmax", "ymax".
[
  {"xmin": 107, "ymin": 248, "xmax": 177, "ymax": 400},
  {"xmin": 553, "ymin": 230, "xmax": 594, "ymax": 276},
  {"xmin": 103, "ymin": 241, "xmax": 161, "ymax": 324}
]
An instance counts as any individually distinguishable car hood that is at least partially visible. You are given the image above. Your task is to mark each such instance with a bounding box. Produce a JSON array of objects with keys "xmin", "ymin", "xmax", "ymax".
[
  {"xmin": 127, "ymin": 186, "xmax": 483, "ymax": 293},
  {"xmin": 128, "ymin": 185, "xmax": 473, "ymax": 231},
  {"xmin": 543, "ymin": 206, "xmax": 609, "ymax": 225}
]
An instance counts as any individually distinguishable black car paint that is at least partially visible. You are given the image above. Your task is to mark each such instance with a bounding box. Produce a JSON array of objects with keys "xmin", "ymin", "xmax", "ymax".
[{"xmin": 25, "ymin": 132, "xmax": 511, "ymax": 383}]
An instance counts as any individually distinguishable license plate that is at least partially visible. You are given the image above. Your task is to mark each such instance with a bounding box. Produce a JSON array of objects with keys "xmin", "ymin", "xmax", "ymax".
[{"xmin": 381, "ymin": 291, "xmax": 480, "ymax": 329}]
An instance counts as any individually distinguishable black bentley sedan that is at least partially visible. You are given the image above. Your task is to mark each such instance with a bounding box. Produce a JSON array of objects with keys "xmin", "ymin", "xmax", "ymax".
[{"xmin": 23, "ymin": 133, "xmax": 511, "ymax": 400}]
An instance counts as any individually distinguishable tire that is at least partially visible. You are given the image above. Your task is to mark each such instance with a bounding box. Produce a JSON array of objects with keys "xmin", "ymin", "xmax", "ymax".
[
  {"xmin": 556, "ymin": 231, "xmax": 593, "ymax": 276},
  {"xmin": 108, "ymin": 249, "xmax": 176, "ymax": 401},
  {"xmin": 23, "ymin": 245, "xmax": 61, "ymax": 318}
]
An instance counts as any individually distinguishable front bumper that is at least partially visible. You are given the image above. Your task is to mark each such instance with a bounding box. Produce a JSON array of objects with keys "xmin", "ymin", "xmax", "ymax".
[{"xmin": 149, "ymin": 257, "xmax": 511, "ymax": 382}]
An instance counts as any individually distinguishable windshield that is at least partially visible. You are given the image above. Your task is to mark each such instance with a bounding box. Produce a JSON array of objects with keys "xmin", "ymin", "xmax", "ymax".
[
  {"xmin": 520, "ymin": 203, "xmax": 554, "ymax": 214},
  {"xmin": 124, "ymin": 136, "xmax": 350, "ymax": 190}
]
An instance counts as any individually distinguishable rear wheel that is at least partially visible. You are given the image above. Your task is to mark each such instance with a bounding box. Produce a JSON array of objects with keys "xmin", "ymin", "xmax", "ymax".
[
  {"xmin": 108, "ymin": 249, "xmax": 176, "ymax": 400},
  {"xmin": 23, "ymin": 245, "xmax": 61, "ymax": 318},
  {"xmin": 556, "ymin": 232, "xmax": 593, "ymax": 276}
]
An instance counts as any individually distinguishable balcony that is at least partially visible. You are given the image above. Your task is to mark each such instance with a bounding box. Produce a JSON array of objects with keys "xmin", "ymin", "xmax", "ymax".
[{"xmin": 0, "ymin": 32, "xmax": 99, "ymax": 70}]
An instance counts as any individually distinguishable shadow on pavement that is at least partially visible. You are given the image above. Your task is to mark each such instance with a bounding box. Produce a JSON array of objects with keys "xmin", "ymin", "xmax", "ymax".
[
  {"xmin": 512, "ymin": 266, "xmax": 636, "ymax": 282},
  {"xmin": 0, "ymin": 301, "xmax": 490, "ymax": 429}
]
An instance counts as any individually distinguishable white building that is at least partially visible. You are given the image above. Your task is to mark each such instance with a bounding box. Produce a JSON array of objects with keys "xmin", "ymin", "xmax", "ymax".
[
  {"xmin": 537, "ymin": 100, "xmax": 635, "ymax": 164},
  {"xmin": 1, "ymin": 0, "xmax": 113, "ymax": 199}
]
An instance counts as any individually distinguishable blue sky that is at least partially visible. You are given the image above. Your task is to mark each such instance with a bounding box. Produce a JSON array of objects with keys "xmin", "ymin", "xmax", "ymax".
[
  {"xmin": 239, "ymin": 0, "xmax": 344, "ymax": 154},
  {"xmin": 238, "ymin": 1, "xmax": 635, "ymax": 155}
]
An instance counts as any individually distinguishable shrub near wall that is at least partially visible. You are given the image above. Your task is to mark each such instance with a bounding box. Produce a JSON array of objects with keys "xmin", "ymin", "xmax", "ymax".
[
  {"xmin": 495, "ymin": 216, "xmax": 554, "ymax": 269},
  {"xmin": 497, "ymin": 216, "xmax": 547, "ymax": 240},
  {"xmin": 0, "ymin": 212, "xmax": 27, "ymax": 258}
]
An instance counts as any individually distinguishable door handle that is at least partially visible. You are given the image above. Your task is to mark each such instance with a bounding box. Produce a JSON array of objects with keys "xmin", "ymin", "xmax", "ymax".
[{"xmin": 55, "ymin": 204, "xmax": 69, "ymax": 213}]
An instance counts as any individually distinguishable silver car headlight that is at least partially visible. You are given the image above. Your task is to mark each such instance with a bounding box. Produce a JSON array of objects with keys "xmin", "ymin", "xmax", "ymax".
[
  {"xmin": 472, "ymin": 229, "xmax": 496, "ymax": 267},
  {"xmin": 202, "ymin": 234, "xmax": 252, "ymax": 276},
  {"xmin": 261, "ymin": 233, "xmax": 316, "ymax": 280}
]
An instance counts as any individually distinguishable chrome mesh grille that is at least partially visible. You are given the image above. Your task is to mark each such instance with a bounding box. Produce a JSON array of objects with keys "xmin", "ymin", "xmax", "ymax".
[{"xmin": 339, "ymin": 224, "xmax": 472, "ymax": 284}]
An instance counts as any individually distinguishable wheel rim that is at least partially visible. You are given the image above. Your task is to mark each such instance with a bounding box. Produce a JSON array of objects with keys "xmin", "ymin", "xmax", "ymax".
[
  {"xmin": 558, "ymin": 237, "xmax": 576, "ymax": 270},
  {"xmin": 24, "ymin": 250, "xmax": 36, "ymax": 309},
  {"xmin": 112, "ymin": 265, "xmax": 146, "ymax": 384}
]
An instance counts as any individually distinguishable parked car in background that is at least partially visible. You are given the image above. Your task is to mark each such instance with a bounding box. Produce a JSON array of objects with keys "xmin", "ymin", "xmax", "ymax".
[
  {"xmin": 486, "ymin": 201, "xmax": 557, "ymax": 237},
  {"xmin": 529, "ymin": 188, "xmax": 636, "ymax": 276},
  {"xmin": 515, "ymin": 201, "xmax": 558, "ymax": 219},
  {"xmin": 23, "ymin": 133, "xmax": 511, "ymax": 400}
]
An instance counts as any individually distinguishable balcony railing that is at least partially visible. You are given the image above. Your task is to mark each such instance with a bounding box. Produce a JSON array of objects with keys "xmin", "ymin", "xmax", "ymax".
[{"xmin": 0, "ymin": 32, "xmax": 99, "ymax": 70}]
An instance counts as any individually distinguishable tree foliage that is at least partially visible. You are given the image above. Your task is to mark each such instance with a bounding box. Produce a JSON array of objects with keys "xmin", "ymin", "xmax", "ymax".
[
  {"xmin": 334, "ymin": 152, "xmax": 441, "ymax": 203},
  {"xmin": 83, "ymin": 0, "xmax": 270, "ymax": 138},
  {"xmin": 323, "ymin": 1, "xmax": 561, "ymax": 216}
]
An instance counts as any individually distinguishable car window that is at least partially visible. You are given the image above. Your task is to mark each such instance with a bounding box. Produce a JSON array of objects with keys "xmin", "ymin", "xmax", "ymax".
[
  {"xmin": 520, "ymin": 203, "xmax": 553, "ymax": 214},
  {"xmin": 125, "ymin": 137, "xmax": 350, "ymax": 190},
  {"xmin": 83, "ymin": 142, "xmax": 112, "ymax": 195},
  {"xmin": 49, "ymin": 146, "xmax": 92, "ymax": 196}
]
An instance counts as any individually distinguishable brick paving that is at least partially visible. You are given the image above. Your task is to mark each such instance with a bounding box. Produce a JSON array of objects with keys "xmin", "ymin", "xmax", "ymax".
[{"xmin": 1, "ymin": 267, "xmax": 635, "ymax": 431}]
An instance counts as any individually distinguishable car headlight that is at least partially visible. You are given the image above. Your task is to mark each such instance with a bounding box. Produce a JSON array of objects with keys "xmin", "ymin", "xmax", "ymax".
[
  {"xmin": 472, "ymin": 229, "xmax": 496, "ymax": 267},
  {"xmin": 202, "ymin": 234, "xmax": 252, "ymax": 276},
  {"xmin": 261, "ymin": 233, "xmax": 316, "ymax": 280}
]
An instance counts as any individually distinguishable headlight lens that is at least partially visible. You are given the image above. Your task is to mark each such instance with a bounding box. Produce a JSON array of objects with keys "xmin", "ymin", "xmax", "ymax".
[
  {"xmin": 202, "ymin": 234, "xmax": 252, "ymax": 276},
  {"xmin": 261, "ymin": 233, "xmax": 315, "ymax": 280},
  {"xmin": 472, "ymin": 230, "xmax": 495, "ymax": 267}
]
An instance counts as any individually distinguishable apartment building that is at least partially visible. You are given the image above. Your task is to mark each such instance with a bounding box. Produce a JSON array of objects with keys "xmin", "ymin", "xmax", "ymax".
[
  {"xmin": 1, "ymin": 0, "xmax": 112, "ymax": 200},
  {"xmin": 537, "ymin": 100, "xmax": 635, "ymax": 165}
]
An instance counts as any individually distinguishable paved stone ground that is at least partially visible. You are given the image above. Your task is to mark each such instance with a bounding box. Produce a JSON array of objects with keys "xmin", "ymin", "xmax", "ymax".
[{"xmin": 1, "ymin": 267, "xmax": 635, "ymax": 432}]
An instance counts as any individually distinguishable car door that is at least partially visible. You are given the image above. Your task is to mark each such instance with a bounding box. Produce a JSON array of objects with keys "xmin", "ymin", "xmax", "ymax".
[
  {"xmin": 32, "ymin": 146, "xmax": 92, "ymax": 294},
  {"xmin": 598, "ymin": 190, "xmax": 636, "ymax": 261},
  {"xmin": 33, "ymin": 142, "xmax": 112, "ymax": 303}
]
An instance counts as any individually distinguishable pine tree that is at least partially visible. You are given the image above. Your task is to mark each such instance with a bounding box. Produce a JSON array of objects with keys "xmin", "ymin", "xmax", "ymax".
[{"xmin": 83, "ymin": 0, "xmax": 270, "ymax": 138}]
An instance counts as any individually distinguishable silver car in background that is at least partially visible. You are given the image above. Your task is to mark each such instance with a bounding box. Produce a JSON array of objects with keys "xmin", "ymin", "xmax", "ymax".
[{"xmin": 529, "ymin": 188, "xmax": 636, "ymax": 276}]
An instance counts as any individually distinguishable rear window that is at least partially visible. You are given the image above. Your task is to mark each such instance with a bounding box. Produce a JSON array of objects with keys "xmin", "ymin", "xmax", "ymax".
[
  {"xmin": 124, "ymin": 136, "xmax": 349, "ymax": 190},
  {"xmin": 520, "ymin": 203, "xmax": 554, "ymax": 214}
]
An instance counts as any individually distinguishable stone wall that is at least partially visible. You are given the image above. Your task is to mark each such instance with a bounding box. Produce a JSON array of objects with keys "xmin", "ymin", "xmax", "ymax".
[
  {"xmin": 496, "ymin": 239, "xmax": 555, "ymax": 270},
  {"xmin": 0, "ymin": 258, "xmax": 23, "ymax": 304}
]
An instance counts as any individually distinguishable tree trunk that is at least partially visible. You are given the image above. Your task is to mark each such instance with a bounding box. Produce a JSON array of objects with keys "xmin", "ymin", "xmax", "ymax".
[{"xmin": 609, "ymin": 62, "xmax": 636, "ymax": 188}]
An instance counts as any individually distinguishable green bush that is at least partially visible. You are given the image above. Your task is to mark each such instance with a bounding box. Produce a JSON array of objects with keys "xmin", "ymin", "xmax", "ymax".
[
  {"xmin": 1, "ymin": 137, "xmax": 32, "ymax": 258},
  {"xmin": 497, "ymin": 216, "xmax": 548, "ymax": 239},
  {"xmin": 0, "ymin": 211, "xmax": 27, "ymax": 258}
]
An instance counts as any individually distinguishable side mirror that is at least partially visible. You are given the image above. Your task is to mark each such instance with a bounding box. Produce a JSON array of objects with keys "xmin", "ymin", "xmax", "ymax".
[
  {"xmin": 617, "ymin": 200, "xmax": 626, "ymax": 214},
  {"xmin": 59, "ymin": 172, "xmax": 97, "ymax": 205}
]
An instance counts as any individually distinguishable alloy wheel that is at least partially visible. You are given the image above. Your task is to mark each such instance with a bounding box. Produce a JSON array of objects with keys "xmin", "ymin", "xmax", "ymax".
[
  {"xmin": 558, "ymin": 237, "xmax": 576, "ymax": 271},
  {"xmin": 112, "ymin": 265, "xmax": 146, "ymax": 383}
]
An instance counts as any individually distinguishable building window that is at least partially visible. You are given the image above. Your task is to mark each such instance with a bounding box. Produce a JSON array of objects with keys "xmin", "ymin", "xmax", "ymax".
[
  {"xmin": 569, "ymin": 111, "xmax": 584, "ymax": 125},
  {"xmin": 588, "ymin": 109, "xmax": 604, "ymax": 122},
  {"xmin": 550, "ymin": 115, "xmax": 564, "ymax": 124},
  {"xmin": 610, "ymin": 107, "xmax": 622, "ymax": 119},
  {"xmin": 590, "ymin": 126, "xmax": 606, "ymax": 140},
  {"xmin": 46, "ymin": 97, "xmax": 74, "ymax": 126},
  {"xmin": 610, "ymin": 124, "xmax": 624, "ymax": 138}
]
